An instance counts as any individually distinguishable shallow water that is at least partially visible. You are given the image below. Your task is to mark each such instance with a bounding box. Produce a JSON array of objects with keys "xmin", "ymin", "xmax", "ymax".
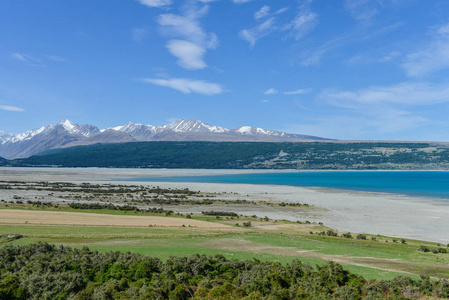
[{"xmin": 131, "ymin": 171, "xmax": 449, "ymax": 200}]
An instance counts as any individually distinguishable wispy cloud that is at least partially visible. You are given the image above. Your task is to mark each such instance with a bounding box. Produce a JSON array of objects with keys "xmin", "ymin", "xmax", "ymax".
[
  {"xmin": 131, "ymin": 28, "xmax": 148, "ymax": 42},
  {"xmin": 254, "ymin": 5, "xmax": 270, "ymax": 20},
  {"xmin": 10, "ymin": 53, "xmax": 47, "ymax": 67},
  {"xmin": 141, "ymin": 77, "xmax": 223, "ymax": 95},
  {"xmin": 45, "ymin": 55, "xmax": 68, "ymax": 62},
  {"xmin": 322, "ymin": 82, "xmax": 449, "ymax": 106},
  {"xmin": 284, "ymin": 89, "xmax": 308, "ymax": 95},
  {"xmin": 11, "ymin": 53, "xmax": 31, "ymax": 62},
  {"xmin": 402, "ymin": 23, "xmax": 449, "ymax": 77},
  {"xmin": 283, "ymin": 10, "xmax": 318, "ymax": 41},
  {"xmin": 295, "ymin": 21, "xmax": 399, "ymax": 66},
  {"xmin": 0, "ymin": 105, "xmax": 25, "ymax": 112},
  {"xmin": 239, "ymin": 18, "xmax": 276, "ymax": 47},
  {"xmin": 11, "ymin": 53, "xmax": 40, "ymax": 63},
  {"xmin": 241, "ymin": 2, "xmax": 317, "ymax": 47},
  {"xmin": 309, "ymin": 81, "xmax": 449, "ymax": 139},
  {"xmin": 275, "ymin": 7, "xmax": 289, "ymax": 15},
  {"xmin": 232, "ymin": 0, "xmax": 253, "ymax": 4},
  {"xmin": 166, "ymin": 39, "xmax": 207, "ymax": 69},
  {"xmin": 11, "ymin": 52, "xmax": 67, "ymax": 66},
  {"xmin": 138, "ymin": 0, "xmax": 172, "ymax": 8},
  {"xmin": 344, "ymin": 0, "xmax": 378, "ymax": 20},
  {"xmin": 157, "ymin": 9, "xmax": 218, "ymax": 48},
  {"xmin": 264, "ymin": 88, "xmax": 277, "ymax": 95},
  {"xmin": 378, "ymin": 51, "xmax": 401, "ymax": 63},
  {"xmin": 285, "ymin": 111, "xmax": 429, "ymax": 140}
]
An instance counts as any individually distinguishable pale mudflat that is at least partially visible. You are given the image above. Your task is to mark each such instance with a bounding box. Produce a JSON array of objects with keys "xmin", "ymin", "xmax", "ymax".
[
  {"xmin": 0, "ymin": 209, "xmax": 229, "ymax": 228},
  {"xmin": 1, "ymin": 167, "xmax": 449, "ymax": 243}
]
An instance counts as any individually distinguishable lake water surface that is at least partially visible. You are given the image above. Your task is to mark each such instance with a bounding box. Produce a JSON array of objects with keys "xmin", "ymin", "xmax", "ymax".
[{"xmin": 132, "ymin": 171, "xmax": 449, "ymax": 200}]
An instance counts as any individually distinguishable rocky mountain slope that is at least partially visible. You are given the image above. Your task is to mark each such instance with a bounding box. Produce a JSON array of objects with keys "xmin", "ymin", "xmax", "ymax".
[{"xmin": 0, "ymin": 119, "xmax": 330, "ymax": 159}]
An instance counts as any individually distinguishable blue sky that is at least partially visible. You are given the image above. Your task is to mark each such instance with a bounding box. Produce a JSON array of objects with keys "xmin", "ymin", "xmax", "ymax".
[{"xmin": 2, "ymin": 0, "xmax": 449, "ymax": 141}]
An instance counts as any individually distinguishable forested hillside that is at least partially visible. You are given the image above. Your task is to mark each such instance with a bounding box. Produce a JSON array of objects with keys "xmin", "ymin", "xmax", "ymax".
[
  {"xmin": 0, "ymin": 243, "xmax": 448, "ymax": 299},
  {"xmin": 9, "ymin": 141, "xmax": 449, "ymax": 169}
]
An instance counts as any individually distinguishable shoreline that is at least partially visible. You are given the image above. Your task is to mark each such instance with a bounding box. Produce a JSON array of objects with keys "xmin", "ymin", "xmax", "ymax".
[{"xmin": 1, "ymin": 167, "xmax": 448, "ymax": 243}]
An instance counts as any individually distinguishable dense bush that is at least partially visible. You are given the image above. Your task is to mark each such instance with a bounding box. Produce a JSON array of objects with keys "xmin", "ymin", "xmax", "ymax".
[
  {"xmin": 0, "ymin": 243, "xmax": 449, "ymax": 299},
  {"xmin": 12, "ymin": 141, "xmax": 449, "ymax": 169},
  {"xmin": 201, "ymin": 211, "xmax": 239, "ymax": 217}
]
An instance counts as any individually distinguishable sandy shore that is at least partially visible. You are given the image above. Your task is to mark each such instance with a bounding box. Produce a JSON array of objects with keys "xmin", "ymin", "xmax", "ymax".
[
  {"xmin": 0, "ymin": 209, "xmax": 229, "ymax": 228},
  {"xmin": 1, "ymin": 167, "xmax": 448, "ymax": 243}
]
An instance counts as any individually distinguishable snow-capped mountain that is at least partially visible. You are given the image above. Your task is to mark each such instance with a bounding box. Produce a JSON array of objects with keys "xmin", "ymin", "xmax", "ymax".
[
  {"xmin": 234, "ymin": 126, "xmax": 286, "ymax": 136},
  {"xmin": 109, "ymin": 122, "xmax": 161, "ymax": 141},
  {"xmin": 0, "ymin": 120, "xmax": 100, "ymax": 159},
  {"xmin": 163, "ymin": 119, "xmax": 230, "ymax": 133},
  {"xmin": 0, "ymin": 119, "xmax": 330, "ymax": 159},
  {"xmin": 0, "ymin": 130, "xmax": 13, "ymax": 143}
]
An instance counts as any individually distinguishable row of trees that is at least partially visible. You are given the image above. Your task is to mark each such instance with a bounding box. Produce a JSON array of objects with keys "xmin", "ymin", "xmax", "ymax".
[{"xmin": 1, "ymin": 243, "xmax": 448, "ymax": 299}]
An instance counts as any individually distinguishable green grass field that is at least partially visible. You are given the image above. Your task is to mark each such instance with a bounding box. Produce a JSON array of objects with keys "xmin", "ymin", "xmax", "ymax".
[{"xmin": 2, "ymin": 206, "xmax": 448, "ymax": 281}]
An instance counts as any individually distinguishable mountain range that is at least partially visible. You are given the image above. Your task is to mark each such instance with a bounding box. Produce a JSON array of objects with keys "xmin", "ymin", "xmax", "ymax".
[{"xmin": 0, "ymin": 119, "xmax": 330, "ymax": 159}]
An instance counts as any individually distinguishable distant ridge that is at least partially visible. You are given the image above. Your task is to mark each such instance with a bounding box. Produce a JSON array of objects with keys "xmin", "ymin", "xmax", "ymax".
[
  {"xmin": 13, "ymin": 141, "xmax": 449, "ymax": 170},
  {"xmin": 0, "ymin": 119, "xmax": 331, "ymax": 159}
]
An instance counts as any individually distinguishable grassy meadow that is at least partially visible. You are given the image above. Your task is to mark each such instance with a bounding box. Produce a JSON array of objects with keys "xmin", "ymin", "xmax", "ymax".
[{"xmin": 1, "ymin": 204, "xmax": 449, "ymax": 281}]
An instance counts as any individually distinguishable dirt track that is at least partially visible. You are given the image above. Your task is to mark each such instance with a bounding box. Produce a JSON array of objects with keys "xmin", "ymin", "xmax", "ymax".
[{"xmin": 0, "ymin": 209, "xmax": 230, "ymax": 228}]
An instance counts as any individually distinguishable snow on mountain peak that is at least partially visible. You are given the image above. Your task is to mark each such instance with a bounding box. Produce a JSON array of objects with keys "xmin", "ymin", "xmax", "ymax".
[
  {"xmin": 9, "ymin": 126, "xmax": 47, "ymax": 143},
  {"xmin": 234, "ymin": 126, "xmax": 285, "ymax": 136},
  {"xmin": 0, "ymin": 130, "xmax": 13, "ymax": 144},
  {"xmin": 58, "ymin": 119, "xmax": 75, "ymax": 131},
  {"xmin": 165, "ymin": 119, "xmax": 229, "ymax": 133}
]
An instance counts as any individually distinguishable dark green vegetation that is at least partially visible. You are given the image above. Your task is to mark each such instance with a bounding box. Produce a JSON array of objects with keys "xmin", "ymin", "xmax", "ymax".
[
  {"xmin": 7, "ymin": 141, "xmax": 449, "ymax": 169},
  {"xmin": 1, "ymin": 243, "xmax": 449, "ymax": 300},
  {"xmin": 2, "ymin": 180, "xmax": 449, "ymax": 281},
  {"xmin": 2, "ymin": 180, "xmax": 449, "ymax": 298},
  {"xmin": 0, "ymin": 156, "xmax": 6, "ymax": 166}
]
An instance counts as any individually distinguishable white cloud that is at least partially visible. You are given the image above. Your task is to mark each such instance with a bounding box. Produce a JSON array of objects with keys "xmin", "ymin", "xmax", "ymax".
[
  {"xmin": 156, "ymin": 4, "xmax": 218, "ymax": 69},
  {"xmin": 11, "ymin": 53, "xmax": 28, "ymax": 62},
  {"xmin": 45, "ymin": 55, "xmax": 68, "ymax": 62},
  {"xmin": 166, "ymin": 40, "xmax": 207, "ymax": 69},
  {"xmin": 240, "ymin": 2, "xmax": 315, "ymax": 47},
  {"xmin": 275, "ymin": 7, "xmax": 289, "ymax": 15},
  {"xmin": 254, "ymin": 6, "xmax": 270, "ymax": 20},
  {"xmin": 402, "ymin": 23, "xmax": 449, "ymax": 77},
  {"xmin": 232, "ymin": 0, "xmax": 252, "ymax": 3},
  {"xmin": 157, "ymin": 9, "xmax": 218, "ymax": 49},
  {"xmin": 131, "ymin": 28, "xmax": 148, "ymax": 42},
  {"xmin": 284, "ymin": 89, "xmax": 308, "ymax": 95},
  {"xmin": 344, "ymin": 0, "xmax": 378, "ymax": 20},
  {"xmin": 321, "ymin": 82, "xmax": 449, "ymax": 107},
  {"xmin": 261, "ymin": 100, "xmax": 269, "ymax": 103},
  {"xmin": 284, "ymin": 111, "xmax": 429, "ymax": 140},
  {"xmin": 283, "ymin": 10, "xmax": 318, "ymax": 40},
  {"xmin": 264, "ymin": 88, "xmax": 277, "ymax": 95},
  {"xmin": 0, "ymin": 105, "xmax": 25, "ymax": 112},
  {"xmin": 10, "ymin": 53, "xmax": 47, "ymax": 67},
  {"xmin": 378, "ymin": 51, "xmax": 401, "ymax": 63},
  {"xmin": 12, "ymin": 52, "xmax": 67, "ymax": 65},
  {"xmin": 299, "ymin": 49, "xmax": 326, "ymax": 66},
  {"xmin": 141, "ymin": 77, "xmax": 223, "ymax": 95},
  {"xmin": 138, "ymin": 0, "xmax": 172, "ymax": 8},
  {"xmin": 239, "ymin": 18, "xmax": 275, "ymax": 47},
  {"xmin": 283, "ymin": 81, "xmax": 449, "ymax": 140},
  {"xmin": 11, "ymin": 53, "xmax": 38, "ymax": 63}
]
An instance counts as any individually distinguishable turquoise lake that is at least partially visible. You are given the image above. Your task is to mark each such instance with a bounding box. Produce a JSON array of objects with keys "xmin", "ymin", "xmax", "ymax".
[{"xmin": 132, "ymin": 171, "xmax": 449, "ymax": 200}]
